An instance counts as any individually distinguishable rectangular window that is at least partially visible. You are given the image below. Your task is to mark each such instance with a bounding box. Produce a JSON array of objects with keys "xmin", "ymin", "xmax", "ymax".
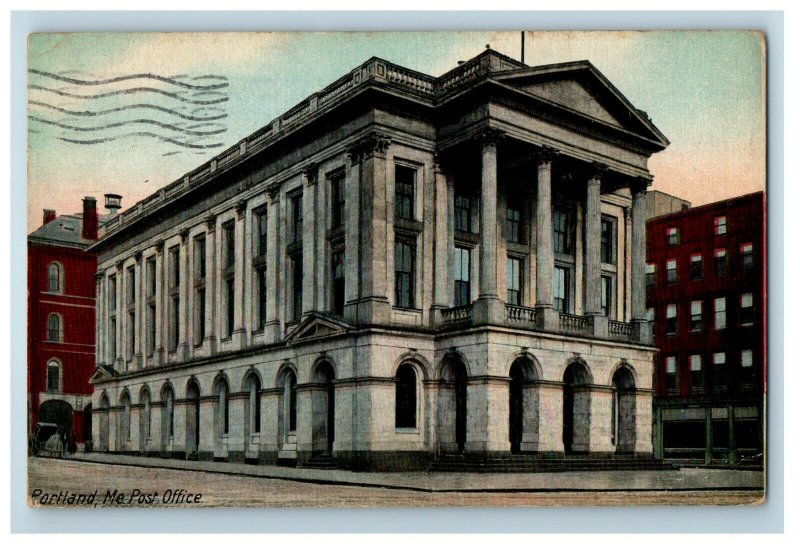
[
  {"xmin": 665, "ymin": 356, "xmax": 678, "ymax": 391},
  {"xmin": 645, "ymin": 263, "xmax": 656, "ymax": 288},
  {"xmin": 714, "ymin": 297, "xmax": 726, "ymax": 330},
  {"xmin": 600, "ymin": 218, "xmax": 615, "ymax": 264},
  {"xmin": 454, "ymin": 195, "xmax": 471, "ymax": 233},
  {"xmin": 194, "ymin": 287, "xmax": 206, "ymax": 345},
  {"xmin": 715, "ymin": 248, "xmax": 728, "ymax": 275},
  {"xmin": 332, "ymin": 247, "xmax": 345, "ymax": 316},
  {"xmin": 253, "ymin": 208, "xmax": 268, "ymax": 258},
  {"xmin": 290, "ymin": 193, "xmax": 303, "ymax": 244},
  {"xmin": 506, "ymin": 257, "xmax": 522, "ymax": 306},
  {"xmin": 256, "ymin": 267, "xmax": 267, "ymax": 328},
  {"xmin": 601, "ymin": 275, "xmax": 613, "ymax": 317},
  {"xmin": 454, "ymin": 246, "xmax": 471, "ymax": 307},
  {"xmin": 690, "ymin": 300, "xmax": 703, "ymax": 332},
  {"xmin": 666, "ymin": 258, "xmax": 677, "ymax": 284},
  {"xmin": 666, "ymin": 303, "xmax": 678, "ymax": 335},
  {"xmin": 194, "ymin": 235, "xmax": 206, "ymax": 279},
  {"xmin": 126, "ymin": 266, "xmax": 136, "ymax": 304},
  {"xmin": 146, "ymin": 258, "xmax": 156, "ymax": 298},
  {"xmin": 223, "ymin": 221, "xmax": 236, "ymax": 268},
  {"xmin": 713, "ymin": 352, "xmax": 727, "ymax": 389},
  {"xmin": 690, "ymin": 253, "xmax": 703, "ymax": 280},
  {"xmin": 394, "ymin": 165, "xmax": 415, "ymax": 221},
  {"xmin": 330, "ymin": 174, "xmax": 346, "ymax": 229},
  {"xmin": 714, "ymin": 215, "xmax": 727, "ymax": 235},
  {"xmin": 690, "ymin": 354, "xmax": 703, "ymax": 390},
  {"xmin": 394, "ymin": 239, "xmax": 416, "ymax": 309},
  {"xmin": 108, "ymin": 274, "xmax": 117, "ymax": 311},
  {"xmin": 168, "ymin": 247, "xmax": 179, "ymax": 352},
  {"xmin": 741, "ymin": 243, "xmax": 754, "ymax": 270},
  {"xmin": 506, "ymin": 207, "xmax": 521, "ymax": 244},
  {"xmin": 741, "ymin": 349, "xmax": 755, "ymax": 386},
  {"xmin": 291, "ymin": 253, "xmax": 303, "ymax": 321},
  {"xmin": 126, "ymin": 308, "xmax": 135, "ymax": 361},
  {"xmin": 109, "ymin": 316, "xmax": 117, "ymax": 360},
  {"xmin": 740, "ymin": 292, "xmax": 754, "ymax": 325},
  {"xmin": 145, "ymin": 258, "xmax": 156, "ymax": 356},
  {"xmin": 225, "ymin": 277, "xmax": 235, "ymax": 337},
  {"xmin": 126, "ymin": 266, "xmax": 136, "ymax": 361},
  {"xmin": 666, "ymin": 226, "xmax": 679, "ymax": 246},
  {"xmin": 553, "ymin": 208, "xmax": 574, "ymax": 255},
  {"xmin": 553, "ymin": 266, "xmax": 570, "ymax": 313}
]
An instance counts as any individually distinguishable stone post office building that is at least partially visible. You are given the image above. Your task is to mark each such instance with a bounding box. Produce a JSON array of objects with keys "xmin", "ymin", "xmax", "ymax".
[{"xmin": 89, "ymin": 49, "xmax": 669, "ymax": 470}]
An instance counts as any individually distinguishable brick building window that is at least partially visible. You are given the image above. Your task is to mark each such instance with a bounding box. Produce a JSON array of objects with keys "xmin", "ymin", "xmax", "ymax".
[
  {"xmin": 666, "ymin": 258, "xmax": 677, "ymax": 284},
  {"xmin": 46, "ymin": 359, "xmax": 61, "ymax": 393},
  {"xmin": 714, "ymin": 297, "xmax": 727, "ymax": 330},
  {"xmin": 690, "ymin": 354, "xmax": 703, "ymax": 390},
  {"xmin": 741, "ymin": 243, "xmax": 754, "ymax": 270},
  {"xmin": 714, "ymin": 215, "xmax": 727, "ymax": 235},
  {"xmin": 713, "ymin": 352, "xmax": 727, "ymax": 389},
  {"xmin": 715, "ymin": 248, "xmax": 728, "ymax": 275},
  {"xmin": 690, "ymin": 300, "xmax": 703, "ymax": 332},
  {"xmin": 666, "ymin": 304, "xmax": 678, "ymax": 335},
  {"xmin": 741, "ymin": 350, "xmax": 755, "ymax": 387},
  {"xmin": 740, "ymin": 293, "xmax": 754, "ymax": 326},
  {"xmin": 665, "ymin": 356, "xmax": 678, "ymax": 391},
  {"xmin": 47, "ymin": 262, "xmax": 63, "ymax": 293},
  {"xmin": 690, "ymin": 253, "xmax": 703, "ymax": 280},
  {"xmin": 47, "ymin": 313, "xmax": 62, "ymax": 342},
  {"xmin": 666, "ymin": 226, "xmax": 679, "ymax": 246},
  {"xmin": 645, "ymin": 263, "xmax": 656, "ymax": 288}
]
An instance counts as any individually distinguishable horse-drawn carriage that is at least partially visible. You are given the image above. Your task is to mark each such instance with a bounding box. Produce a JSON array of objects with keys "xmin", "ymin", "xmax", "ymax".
[{"xmin": 29, "ymin": 422, "xmax": 66, "ymax": 458}]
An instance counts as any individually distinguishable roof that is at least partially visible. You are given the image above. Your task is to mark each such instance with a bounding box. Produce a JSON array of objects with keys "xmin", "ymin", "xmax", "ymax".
[
  {"xmin": 28, "ymin": 212, "xmax": 114, "ymax": 249},
  {"xmin": 646, "ymin": 191, "xmax": 764, "ymax": 224}
]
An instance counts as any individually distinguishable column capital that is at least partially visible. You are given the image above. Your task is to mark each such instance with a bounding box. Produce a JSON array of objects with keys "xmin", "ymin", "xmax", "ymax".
[
  {"xmin": 348, "ymin": 131, "xmax": 391, "ymax": 162},
  {"xmin": 94, "ymin": 271, "xmax": 104, "ymax": 284},
  {"xmin": 629, "ymin": 176, "xmax": 650, "ymax": 196},
  {"xmin": 179, "ymin": 228, "xmax": 190, "ymax": 244},
  {"xmin": 623, "ymin": 206, "xmax": 632, "ymax": 221},
  {"xmin": 474, "ymin": 127, "xmax": 505, "ymax": 148},
  {"xmin": 235, "ymin": 199, "xmax": 247, "ymax": 219},
  {"xmin": 266, "ymin": 185, "xmax": 281, "ymax": 204},
  {"xmin": 303, "ymin": 162, "xmax": 319, "ymax": 185},
  {"xmin": 155, "ymin": 239, "xmax": 165, "ymax": 255},
  {"xmin": 536, "ymin": 146, "xmax": 558, "ymax": 168},
  {"xmin": 588, "ymin": 161, "xmax": 609, "ymax": 181},
  {"xmin": 115, "ymin": 260, "xmax": 124, "ymax": 273},
  {"xmin": 204, "ymin": 214, "xmax": 216, "ymax": 232},
  {"xmin": 134, "ymin": 251, "xmax": 142, "ymax": 263}
]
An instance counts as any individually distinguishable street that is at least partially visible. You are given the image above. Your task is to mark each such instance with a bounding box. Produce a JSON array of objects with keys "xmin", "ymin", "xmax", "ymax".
[{"xmin": 27, "ymin": 457, "xmax": 764, "ymax": 508}]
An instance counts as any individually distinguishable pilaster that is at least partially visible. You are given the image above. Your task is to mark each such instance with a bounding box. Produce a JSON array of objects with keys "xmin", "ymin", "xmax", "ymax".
[
  {"xmin": 264, "ymin": 188, "xmax": 282, "ymax": 343},
  {"xmin": 302, "ymin": 163, "xmax": 318, "ymax": 316}
]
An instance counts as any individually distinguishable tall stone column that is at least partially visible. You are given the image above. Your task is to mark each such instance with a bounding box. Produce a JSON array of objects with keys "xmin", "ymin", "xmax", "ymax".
[
  {"xmin": 534, "ymin": 147, "xmax": 559, "ymax": 330},
  {"xmin": 584, "ymin": 170, "xmax": 602, "ymax": 315},
  {"xmin": 343, "ymin": 147, "xmax": 361, "ymax": 320},
  {"xmin": 95, "ymin": 272, "xmax": 105, "ymax": 365},
  {"xmin": 114, "ymin": 261, "xmax": 123, "ymax": 372},
  {"xmin": 264, "ymin": 188, "xmax": 281, "ymax": 343},
  {"xmin": 178, "ymin": 229, "xmax": 190, "ymax": 361},
  {"xmin": 302, "ymin": 163, "xmax": 318, "ymax": 316},
  {"xmin": 232, "ymin": 201, "xmax": 248, "ymax": 349},
  {"xmin": 630, "ymin": 179, "xmax": 650, "ymax": 343},
  {"xmin": 430, "ymin": 153, "xmax": 450, "ymax": 325},
  {"xmin": 474, "ymin": 129, "xmax": 505, "ymax": 325},
  {"xmin": 203, "ymin": 216, "xmax": 217, "ymax": 354}
]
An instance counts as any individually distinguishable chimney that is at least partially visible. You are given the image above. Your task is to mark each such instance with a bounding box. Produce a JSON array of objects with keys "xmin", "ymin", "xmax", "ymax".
[
  {"xmin": 82, "ymin": 197, "xmax": 98, "ymax": 240},
  {"xmin": 43, "ymin": 209, "xmax": 56, "ymax": 225},
  {"xmin": 104, "ymin": 193, "xmax": 122, "ymax": 216}
]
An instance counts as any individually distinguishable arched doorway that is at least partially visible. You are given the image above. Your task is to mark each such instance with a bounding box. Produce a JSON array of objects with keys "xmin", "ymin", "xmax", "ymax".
[
  {"xmin": 563, "ymin": 361, "xmax": 591, "ymax": 454},
  {"xmin": 243, "ymin": 373, "xmax": 261, "ymax": 451},
  {"xmin": 612, "ymin": 366, "xmax": 637, "ymax": 454},
  {"xmin": 311, "ymin": 360, "xmax": 335, "ymax": 454},
  {"xmin": 509, "ymin": 358, "xmax": 538, "ymax": 453},
  {"xmin": 161, "ymin": 385, "xmax": 175, "ymax": 451},
  {"xmin": 185, "ymin": 380, "xmax": 200, "ymax": 456},
  {"xmin": 39, "ymin": 399, "xmax": 73, "ymax": 437},
  {"xmin": 83, "ymin": 403, "xmax": 93, "ymax": 452},
  {"xmin": 118, "ymin": 390, "xmax": 131, "ymax": 451},
  {"xmin": 438, "ymin": 355, "xmax": 468, "ymax": 453},
  {"xmin": 98, "ymin": 394, "xmax": 109, "ymax": 451}
]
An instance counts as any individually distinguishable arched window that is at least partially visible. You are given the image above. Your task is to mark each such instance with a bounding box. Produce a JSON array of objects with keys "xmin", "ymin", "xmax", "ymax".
[
  {"xmin": 47, "ymin": 313, "xmax": 62, "ymax": 343},
  {"xmin": 48, "ymin": 262, "xmax": 63, "ymax": 293},
  {"xmin": 215, "ymin": 379, "xmax": 229, "ymax": 436},
  {"xmin": 162, "ymin": 386, "xmax": 175, "ymax": 439},
  {"xmin": 283, "ymin": 371, "xmax": 297, "ymax": 433},
  {"xmin": 120, "ymin": 391, "xmax": 131, "ymax": 442},
  {"xmin": 395, "ymin": 364, "xmax": 417, "ymax": 428},
  {"xmin": 46, "ymin": 359, "xmax": 61, "ymax": 393},
  {"xmin": 140, "ymin": 389, "xmax": 151, "ymax": 439},
  {"xmin": 246, "ymin": 374, "xmax": 261, "ymax": 436}
]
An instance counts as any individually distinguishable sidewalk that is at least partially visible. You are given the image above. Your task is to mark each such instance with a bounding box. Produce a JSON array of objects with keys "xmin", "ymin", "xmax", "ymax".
[{"xmin": 71, "ymin": 453, "xmax": 764, "ymax": 493}]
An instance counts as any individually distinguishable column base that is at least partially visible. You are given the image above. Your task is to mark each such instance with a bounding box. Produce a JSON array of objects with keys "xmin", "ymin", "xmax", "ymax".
[
  {"xmin": 589, "ymin": 314, "xmax": 608, "ymax": 339},
  {"xmin": 535, "ymin": 305, "xmax": 560, "ymax": 331},
  {"xmin": 202, "ymin": 336, "xmax": 217, "ymax": 356},
  {"xmin": 231, "ymin": 328, "xmax": 247, "ymax": 350},
  {"xmin": 472, "ymin": 296, "xmax": 505, "ymax": 325},
  {"xmin": 344, "ymin": 296, "xmax": 391, "ymax": 326},
  {"xmin": 261, "ymin": 320, "xmax": 281, "ymax": 344},
  {"xmin": 632, "ymin": 319, "xmax": 653, "ymax": 344},
  {"xmin": 178, "ymin": 342, "xmax": 191, "ymax": 362}
]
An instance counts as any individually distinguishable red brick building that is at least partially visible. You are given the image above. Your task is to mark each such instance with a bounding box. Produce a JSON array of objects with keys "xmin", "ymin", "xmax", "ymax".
[
  {"xmin": 646, "ymin": 191, "xmax": 765, "ymax": 464},
  {"xmin": 28, "ymin": 196, "xmax": 118, "ymax": 449}
]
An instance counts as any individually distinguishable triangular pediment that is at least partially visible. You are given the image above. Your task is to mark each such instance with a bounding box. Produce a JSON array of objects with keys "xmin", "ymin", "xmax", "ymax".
[
  {"xmin": 89, "ymin": 365, "xmax": 117, "ymax": 384},
  {"xmin": 285, "ymin": 312, "xmax": 352, "ymax": 344},
  {"xmin": 494, "ymin": 61, "xmax": 669, "ymax": 147}
]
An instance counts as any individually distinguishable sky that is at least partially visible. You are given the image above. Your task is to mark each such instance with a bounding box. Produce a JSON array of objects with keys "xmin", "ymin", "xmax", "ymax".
[{"xmin": 26, "ymin": 31, "xmax": 765, "ymax": 232}]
